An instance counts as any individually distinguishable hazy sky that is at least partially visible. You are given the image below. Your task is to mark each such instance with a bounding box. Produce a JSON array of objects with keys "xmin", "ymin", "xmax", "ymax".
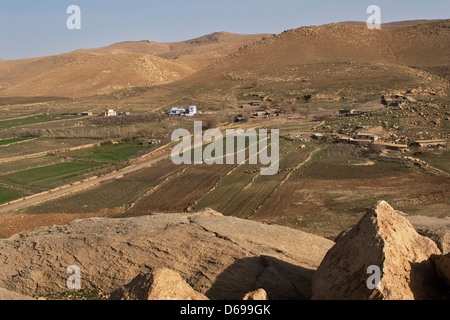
[{"xmin": 0, "ymin": 0, "xmax": 449, "ymax": 60}]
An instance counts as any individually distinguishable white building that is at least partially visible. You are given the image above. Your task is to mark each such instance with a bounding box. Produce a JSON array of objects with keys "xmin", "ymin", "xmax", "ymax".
[
  {"xmin": 103, "ymin": 108, "xmax": 117, "ymax": 117},
  {"xmin": 186, "ymin": 106, "xmax": 197, "ymax": 117},
  {"xmin": 169, "ymin": 106, "xmax": 197, "ymax": 117}
]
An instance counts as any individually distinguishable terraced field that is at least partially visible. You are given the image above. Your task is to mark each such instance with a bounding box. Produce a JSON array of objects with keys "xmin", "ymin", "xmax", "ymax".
[
  {"xmin": 251, "ymin": 144, "xmax": 450, "ymax": 240},
  {"xmin": 19, "ymin": 180, "xmax": 152, "ymax": 214},
  {"xmin": 0, "ymin": 115, "xmax": 78, "ymax": 129},
  {"xmin": 0, "ymin": 138, "xmax": 100, "ymax": 160},
  {"xmin": 20, "ymin": 157, "xmax": 187, "ymax": 215},
  {"xmin": 64, "ymin": 141, "xmax": 154, "ymax": 163},
  {"xmin": 6, "ymin": 162, "xmax": 100, "ymax": 185},
  {"xmin": 194, "ymin": 139, "xmax": 315, "ymax": 218},
  {"xmin": 0, "ymin": 155, "xmax": 61, "ymax": 175},
  {"xmin": 2, "ymin": 162, "xmax": 102, "ymax": 194},
  {"xmin": 125, "ymin": 162, "xmax": 237, "ymax": 215},
  {"xmin": 0, "ymin": 185, "xmax": 26, "ymax": 205},
  {"xmin": 0, "ymin": 137, "xmax": 33, "ymax": 146}
]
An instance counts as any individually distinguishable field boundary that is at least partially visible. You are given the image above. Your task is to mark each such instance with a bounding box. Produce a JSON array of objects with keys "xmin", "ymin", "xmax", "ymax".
[
  {"xmin": 249, "ymin": 147, "xmax": 321, "ymax": 218},
  {"xmin": 0, "ymin": 143, "xmax": 172, "ymax": 214}
]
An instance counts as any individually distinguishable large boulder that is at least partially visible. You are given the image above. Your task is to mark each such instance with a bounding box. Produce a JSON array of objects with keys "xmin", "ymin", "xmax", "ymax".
[
  {"xmin": 109, "ymin": 268, "xmax": 208, "ymax": 300},
  {"xmin": 312, "ymin": 201, "xmax": 442, "ymax": 300},
  {"xmin": 0, "ymin": 209, "xmax": 334, "ymax": 300},
  {"xmin": 405, "ymin": 215, "xmax": 450, "ymax": 254}
]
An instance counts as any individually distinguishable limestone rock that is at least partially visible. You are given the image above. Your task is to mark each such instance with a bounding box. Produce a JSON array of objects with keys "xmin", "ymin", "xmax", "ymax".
[
  {"xmin": 405, "ymin": 215, "xmax": 450, "ymax": 254},
  {"xmin": 338, "ymin": 215, "xmax": 450, "ymax": 254},
  {"xmin": 0, "ymin": 210, "xmax": 333, "ymax": 300},
  {"xmin": 416, "ymin": 227, "xmax": 450, "ymax": 255},
  {"xmin": 109, "ymin": 268, "xmax": 208, "ymax": 300},
  {"xmin": 312, "ymin": 201, "xmax": 442, "ymax": 300},
  {"xmin": 243, "ymin": 288, "xmax": 268, "ymax": 300}
]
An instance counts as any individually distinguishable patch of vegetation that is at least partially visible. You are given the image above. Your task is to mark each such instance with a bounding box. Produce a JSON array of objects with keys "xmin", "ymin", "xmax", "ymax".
[
  {"xmin": 4, "ymin": 162, "xmax": 101, "ymax": 187},
  {"xmin": 23, "ymin": 179, "xmax": 153, "ymax": 214},
  {"xmin": 0, "ymin": 186, "xmax": 26, "ymax": 205},
  {"xmin": 296, "ymin": 158, "xmax": 409, "ymax": 180},
  {"xmin": 414, "ymin": 150, "xmax": 450, "ymax": 174},
  {"xmin": 0, "ymin": 137, "xmax": 33, "ymax": 146},
  {"xmin": 0, "ymin": 156, "xmax": 61, "ymax": 176},
  {"xmin": 0, "ymin": 115, "xmax": 71, "ymax": 129},
  {"xmin": 66, "ymin": 141, "xmax": 153, "ymax": 162}
]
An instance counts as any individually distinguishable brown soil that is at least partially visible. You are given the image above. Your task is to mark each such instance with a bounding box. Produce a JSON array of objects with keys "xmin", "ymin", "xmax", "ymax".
[{"xmin": 0, "ymin": 207, "xmax": 120, "ymax": 239}]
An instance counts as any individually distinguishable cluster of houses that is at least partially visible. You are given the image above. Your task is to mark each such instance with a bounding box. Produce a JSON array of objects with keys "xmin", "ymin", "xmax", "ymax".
[{"xmin": 61, "ymin": 108, "xmax": 131, "ymax": 117}]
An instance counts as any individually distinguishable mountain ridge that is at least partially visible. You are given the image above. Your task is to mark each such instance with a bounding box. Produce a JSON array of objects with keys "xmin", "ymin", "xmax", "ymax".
[{"xmin": 0, "ymin": 20, "xmax": 448, "ymax": 99}]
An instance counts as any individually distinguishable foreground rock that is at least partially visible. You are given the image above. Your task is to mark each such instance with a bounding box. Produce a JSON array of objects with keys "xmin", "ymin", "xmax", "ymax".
[
  {"xmin": 0, "ymin": 209, "xmax": 333, "ymax": 299},
  {"xmin": 0, "ymin": 287, "xmax": 35, "ymax": 300},
  {"xmin": 312, "ymin": 201, "xmax": 442, "ymax": 300},
  {"xmin": 405, "ymin": 215, "xmax": 450, "ymax": 254},
  {"xmin": 109, "ymin": 268, "xmax": 208, "ymax": 300}
]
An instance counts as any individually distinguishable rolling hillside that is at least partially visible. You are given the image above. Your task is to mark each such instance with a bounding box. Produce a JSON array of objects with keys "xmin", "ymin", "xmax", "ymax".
[
  {"xmin": 105, "ymin": 19, "xmax": 449, "ymax": 110},
  {"xmin": 0, "ymin": 20, "xmax": 448, "ymax": 102},
  {"xmin": 183, "ymin": 20, "xmax": 450, "ymax": 97},
  {"xmin": 0, "ymin": 32, "xmax": 265, "ymax": 98}
]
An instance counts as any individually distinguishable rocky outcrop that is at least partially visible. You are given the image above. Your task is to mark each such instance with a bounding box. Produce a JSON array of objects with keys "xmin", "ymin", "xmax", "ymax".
[
  {"xmin": 405, "ymin": 215, "xmax": 450, "ymax": 254},
  {"xmin": 2, "ymin": 202, "xmax": 448, "ymax": 300},
  {"xmin": 312, "ymin": 201, "xmax": 442, "ymax": 300},
  {"xmin": 109, "ymin": 268, "xmax": 208, "ymax": 300},
  {"xmin": 0, "ymin": 209, "xmax": 334, "ymax": 300}
]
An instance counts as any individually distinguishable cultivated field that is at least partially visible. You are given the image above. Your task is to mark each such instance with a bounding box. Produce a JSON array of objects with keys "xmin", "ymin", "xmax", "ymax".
[{"xmin": 0, "ymin": 20, "xmax": 448, "ymax": 245}]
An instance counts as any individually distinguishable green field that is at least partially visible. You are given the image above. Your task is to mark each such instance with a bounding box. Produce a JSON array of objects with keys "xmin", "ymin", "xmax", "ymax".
[
  {"xmin": 4, "ymin": 162, "xmax": 101, "ymax": 189},
  {"xmin": 21, "ymin": 179, "xmax": 154, "ymax": 214},
  {"xmin": 0, "ymin": 186, "xmax": 26, "ymax": 205},
  {"xmin": 194, "ymin": 139, "xmax": 313, "ymax": 218},
  {"xmin": 415, "ymin": 150, "xmax": 450, "ymax": 174},
  {"xmin": 0, "ymin": 115, "xmax": 70, "ymax": 129},
  {"xmin": 0, "ymin": 156, "xmax": 61, "ymax": 176},
  {"xmin": 66, "ymin": 141, "xmax": 153, "ymax": 162},
  {"xmin": 0, "ymin": 138, "xmax": 101, "ymax": 160},
  {"xmin": 0, "ymin": 137, "xmax": 32, "ymax": 146}
]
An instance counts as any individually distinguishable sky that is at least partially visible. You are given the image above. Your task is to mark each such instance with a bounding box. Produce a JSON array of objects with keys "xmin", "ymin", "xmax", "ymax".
[{"xmin": 0, "ymin": 0, "xmax": 448, "ymax": 60}]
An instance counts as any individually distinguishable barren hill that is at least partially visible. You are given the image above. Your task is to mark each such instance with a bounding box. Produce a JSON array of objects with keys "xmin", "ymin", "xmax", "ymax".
[
  {"xmin": 151, "ymin": 20, "xmax": 449, "ymax": 105},
  {"xmin": 0, "ymin": 52, "xmax": 195, "ymax": 98},
  {"xmin": 0, "ymin": 21, "xmax": 448, "ymax": 100},
  {"xmin": 77, "ymin": 32, "xmax": 267, "ymax": 69},
  {"xmin": 0, "ymin": 32, "xmax": 265, "ymax": 98}
]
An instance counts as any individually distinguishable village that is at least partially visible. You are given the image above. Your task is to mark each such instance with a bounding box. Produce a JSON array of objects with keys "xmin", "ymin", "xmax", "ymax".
[{"xmin": 78, "ymin": 89, "xmax": 448, "ymax": 155}]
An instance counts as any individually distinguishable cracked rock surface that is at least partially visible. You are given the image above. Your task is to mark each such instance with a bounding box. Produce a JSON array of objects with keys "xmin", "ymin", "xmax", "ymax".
[
  {"xmin": 0, "ymin": 209, "xmax": 334, "ymax": 300},
  {"xmin": 312, "ymin": 201, "xmax": 442, "ymax": 300}
]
